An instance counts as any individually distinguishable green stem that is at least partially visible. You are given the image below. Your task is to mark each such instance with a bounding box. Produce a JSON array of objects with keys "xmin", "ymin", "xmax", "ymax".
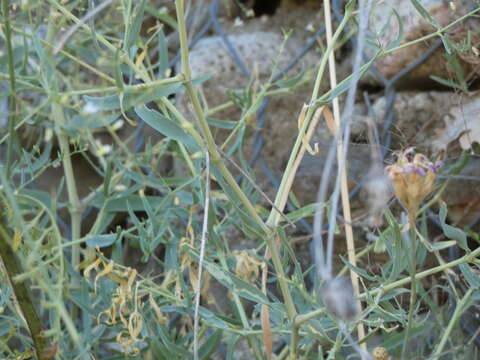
[
  {"xmin": 383, "ymin": 6, "xmax": 480, "ymax": 56},
  {"xmin": 434, "ymin": 287, "xmax": 474, "ymax": 358},
  {"xmin": 46, "ymin": 0, "xmax": 150, "ymax": 83},
  {"xmin": 288, "ymin": 7, "xmax": 354, "ymax": 358},
  {"xmin": 2, "ymin": 0, "xmax": 18, "ymax": 178},
  {"xmin": 0, "ymin": 222, "xmax": 49, "ymax": 360},
  {"xmin": 218, "ymin": 254, "xmax": 263, "ymax": 360},
  {"xmin": 51, "ymin": 104, "xmax": 83, "ymax": 273},
  {"xmin": 174, "ymin": 0, "xmax": 298, "ymax": 347},
  {"xmin": 401, "ymin": 212, "xmax": 418, "ymax": 359},
  {"xmin": 295, "ymin": 245, "xmax": 480, "ymax": 327},
  {"xmin": 266, "ymin": 5, "xmax": 353, "ymax": 228},
  {"xmin": 45, "ymin": 7, "xmax": 84, "ymax": 298}
]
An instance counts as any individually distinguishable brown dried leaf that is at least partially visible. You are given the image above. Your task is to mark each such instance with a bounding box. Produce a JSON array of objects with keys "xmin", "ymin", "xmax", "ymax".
[
  {"xmin": 322, "ymin": 106, "xmax": 336, "ymax": 136},
  {"xmin": 297, "ymin": 104, "xmax": 319, "ymax": 155}
]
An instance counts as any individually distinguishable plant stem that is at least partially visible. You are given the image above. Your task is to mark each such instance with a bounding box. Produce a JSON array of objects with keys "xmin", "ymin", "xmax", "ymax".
[
  {"xmin": 434, "ymin": 287, "xmax": 474, "ymax": 357},
  {"xmin": 174, "ymin": 0, "xmax": 298, "ymax": 348},
  {"xmin": 46, "ymin": 0, "xmax": 151, "ymax": 83},
  {"xmin": 295, "ymin": 245, "xmax": 480, "ymax": 326},
  {"xmin": 323, "ymin": 0, "xmax": 367, "ymax": 352},
  {"xmin": 287, "ymin": 6, "xmax": 353, "ymax": 359},
  {"xmin": 383, "ymin": 6, "xmax": 480, "ymax": 56},
  {"xmin": 45, "ymin": 6, "xmax": 84, "ymax": 304},
  {"xmin": 266, "ymin": 6, "xmax": 353, "ymax": 228},
  {"xmin": 51, "ymin": 104, "xmax": 84, "ymax": 315},
  {"xmin": 401, "ymin": 211, "xmax": 418, "ymax": 359},
  {"xmin": 0, "ymin": 223, "xmax": 49, "ymax": 360},
  {"xmin": 2, "ymin": 0, "xmax": 18, "ymax": 178}
]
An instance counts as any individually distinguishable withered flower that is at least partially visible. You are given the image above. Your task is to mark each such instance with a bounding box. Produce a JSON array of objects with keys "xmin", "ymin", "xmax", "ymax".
[
  {"xmin": 372, "ymin": 347, "xmax": 390, "ymax": 360},
  {"xmin": 385, "ymin": 148, "xmax": 442, "ymax": 215}
]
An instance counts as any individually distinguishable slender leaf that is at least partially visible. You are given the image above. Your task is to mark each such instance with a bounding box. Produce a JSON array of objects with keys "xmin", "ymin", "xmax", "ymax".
[{"xmin": 135, "ymin": 105, "xmax": 199, "ymax": 150}]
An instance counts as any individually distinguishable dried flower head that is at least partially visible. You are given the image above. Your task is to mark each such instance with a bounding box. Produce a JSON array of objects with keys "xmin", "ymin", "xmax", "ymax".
[
  {"xmin": 321, "ymin": 277, "xmax": 359, "ymax": 322},
  {"xmin": 372, "ymin": 346, "xmax": 390, "ymax": 360},
  {"xmin": 233, "ymin": 250, "xmax": 263, "ymax": 284},
  {"xmin": 84, "ymin": 256, "xmax": 144, "ymax": 356},
  {"xmin": 385, "ymin": 147, "xmax": 442, "ymax": 213}
]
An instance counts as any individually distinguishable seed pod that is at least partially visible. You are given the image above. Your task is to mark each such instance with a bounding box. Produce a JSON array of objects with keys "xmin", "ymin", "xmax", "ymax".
[{"xmin": 321, "ymin": 277, "xmax": 359, "ymax": 322}]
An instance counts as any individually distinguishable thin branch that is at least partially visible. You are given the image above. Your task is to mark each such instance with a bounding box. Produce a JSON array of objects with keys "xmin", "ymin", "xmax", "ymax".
[
  {"xmin": 0, "ymin": 222, "xmax": 49, "ymax": 360},
  {"xmin": 53, "ymin": 0, "xmax": 114, "ymax": 55},
  {"xmin": 320, "ymin": 0, "xmax": 372, "ymax": 353},
  {"xmin": 217, "ymin": 149, "xmax": 296, "ymax": 228},
  {"xmin": 193, "ymin": 151, "xmax": 210, "ymax": 360},
  {"xmin": 3, "ymin": 0, "xmax": 18, "ymax": 177}
]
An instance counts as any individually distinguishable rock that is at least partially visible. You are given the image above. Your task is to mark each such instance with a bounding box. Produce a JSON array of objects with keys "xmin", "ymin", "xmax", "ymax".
[
  {"xmin": 175, "ymin": 10, "xmax": 353, "ymax": 198},
  {"xmin": 442, "ymin": 156, "xmax": 480, "ymax": 225},
  {"xmin": 364, "ymin": 0, "xmax": 480, "ymax": 88},
  {"xmin": 431, "ymin": 93, "xmax": 480, "ymax": 152},
  {"xmin": 372, "ymin": 91, "xmax": 480, "ymax": 226},
  {"xmin": 372, "ymin": 91, "xmax": 459, "ymax": 148},
  {"xmin": 292, "ymin": 91, "xmax": 480, "ymax": 228}
]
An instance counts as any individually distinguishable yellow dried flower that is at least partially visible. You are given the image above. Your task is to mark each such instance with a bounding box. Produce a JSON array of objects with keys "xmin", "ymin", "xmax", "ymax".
[
  {"xmin": 85, "ymin": 255, "xmax": 143, "ymax": 356},
  {"xmin": 372, "ymin": 346, "xmax": 389, "ymax": 360},
  {"xmin": 385, "ymin": 148, "xmax": 442, "ymax": 214},
  {"xmin": 233, "ymin": 250, "xmax": 263, "ymax": 284}
]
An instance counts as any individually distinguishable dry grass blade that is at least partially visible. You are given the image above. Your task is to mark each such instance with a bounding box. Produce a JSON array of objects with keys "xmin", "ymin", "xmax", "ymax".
[
  {"xmin": 322, "ymin": 0, "xmax": 372, "ymax": 354},
  {"xmin": 261, "ymin": 261, "xmax": 273, "ymax": 360}
]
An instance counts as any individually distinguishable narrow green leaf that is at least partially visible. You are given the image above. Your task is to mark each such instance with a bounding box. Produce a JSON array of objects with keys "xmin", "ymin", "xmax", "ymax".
[
  {"xmin": 325, "ymin": 56, "xmax": 377, "ymax": 102},
  {"xmin": 135, "ymin": 105, "xmax": 198, "ymax": 150},
  {"xmin": 207, "ymin": 118, "xmax": 238, "ymax": 130},
  {"xmin": 430, "ymin": 75, "xmax": 463, "ymax": 90},
  {"xmin": 83, "ymin": 234, "xmax": 118, "ymax": 248},
  {"xmin": 93, "ymin": 195, "xmax": 164, "ymax": 212},
  {"xmin": 199, "ymin": 329, "xmax": 223, "ymax": 360},
  {"xmin": 125, "ymin": 0, "xmax": 147, "ymax": 51},
  {"xmin": 83, "ymin": 82, "xmax": 183, "ymax": 111},
  {"xmin": 286, "ymin": 203, "xmax": 318, "ymax": 223},
  {"xmin": 341, "ymin": 257, "xmax": 377, "ymax": 281},
  {"xmin": 430, "ymin": 240, "xmax": 457, "ymax": 251},
  {"xmin": 158, "ymin": 28, "xmax": 169, "ymax": 78},
  {"xmin": 201, "ymin": 258, "xmax": 269, "ymax": 305},
  {"xmin": 387, "ymin": 9, "xmax": 405, "ymax": 50},
  {"xmin": 68, "ymin": 114, "xmax": 118, "ymax": 130},
  {"xmin": 275, "ymin": 69, "xmax": 305, "ymax": 88},
  {"xmin": 459, "ymin": 263, "xmax": 480, "ymax": 289},
  {"xmin": 439, "ymin": 201, "xmax": 468, "ymax": 250},
  {"xmin": 409, "ymin": 0, "xmax": 439, "ymax": 28}
]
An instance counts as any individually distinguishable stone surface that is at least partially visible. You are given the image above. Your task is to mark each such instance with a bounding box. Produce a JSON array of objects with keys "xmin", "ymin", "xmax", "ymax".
[
  {"xmin": 175, "ymin": 4, "xmax": 353, "ymax": 200},
  {"xmin": 364, "ymin": 0, "xmax": 480, "ymax": 87},
  {"xmin": 291, "ymin": 91, "xmax": 480, "ymax": 227},
  {"xmin": 431, "ymin": 93, "xmax": 480, "ymax": 152}
]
